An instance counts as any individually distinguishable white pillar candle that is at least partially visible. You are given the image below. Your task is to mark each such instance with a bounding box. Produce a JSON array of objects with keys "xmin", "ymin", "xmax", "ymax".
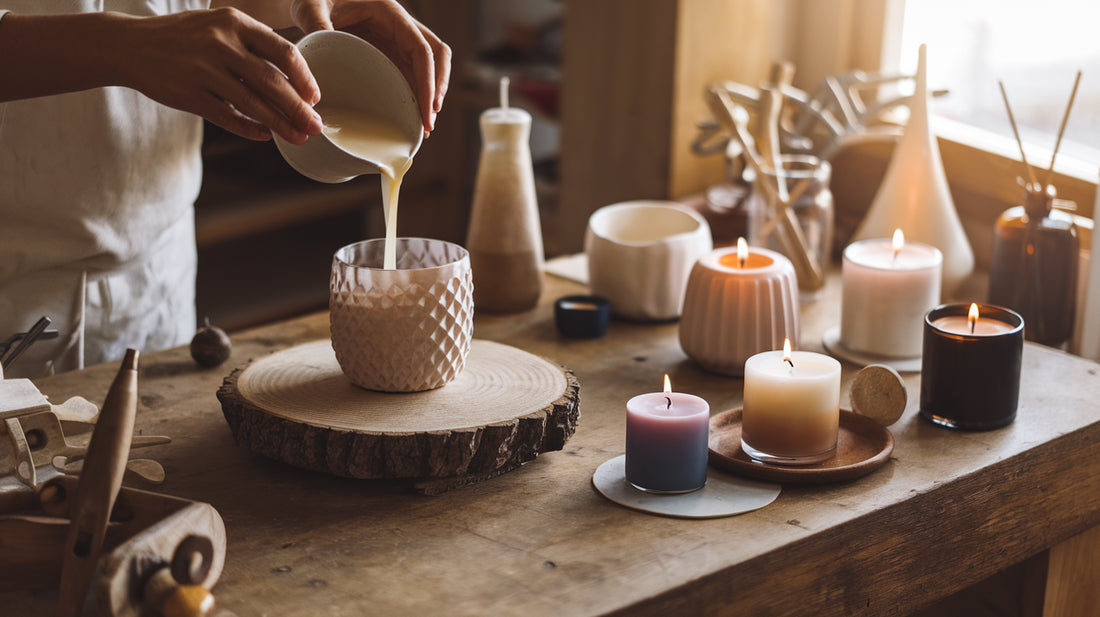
[
  {"xmin": 741, "ymin": 341, "xmax": 841, "ymax": 465},
  {"xmin": 840, "ymin": 232, "xmax": 943, "ymax": 358}
]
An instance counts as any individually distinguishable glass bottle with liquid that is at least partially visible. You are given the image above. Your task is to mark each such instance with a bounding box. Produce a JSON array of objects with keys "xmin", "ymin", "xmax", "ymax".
[
  {"xmin": 988, "ymin": 184, "xmax": 1079, "ymax": 347},
  {"xmin": 466, "ymin": 80, "xmax": 544, "ymax": 312}
]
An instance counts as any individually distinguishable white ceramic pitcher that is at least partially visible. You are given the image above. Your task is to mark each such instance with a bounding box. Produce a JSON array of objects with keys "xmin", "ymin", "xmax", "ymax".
[{"xmin": 273, "ymin": 30, "xmax": 423, "ymax": 183}]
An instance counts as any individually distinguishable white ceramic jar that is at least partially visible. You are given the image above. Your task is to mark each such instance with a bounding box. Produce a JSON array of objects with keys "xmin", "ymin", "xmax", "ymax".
[{"xmin": 585, "ymin": 201, "xmax": 712, "ymax": 321}]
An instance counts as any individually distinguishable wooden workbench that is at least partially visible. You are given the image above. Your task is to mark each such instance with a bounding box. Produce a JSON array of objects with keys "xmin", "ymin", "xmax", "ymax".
[{"xmin": 6, "ymin": 269, "xmax": 1100, "ymax": 616}]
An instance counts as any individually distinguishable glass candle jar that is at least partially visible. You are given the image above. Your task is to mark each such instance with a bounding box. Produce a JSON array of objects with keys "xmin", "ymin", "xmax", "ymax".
[{"xmin": 746, "ymin": 155, "xmax": 833, "ymax": 301}]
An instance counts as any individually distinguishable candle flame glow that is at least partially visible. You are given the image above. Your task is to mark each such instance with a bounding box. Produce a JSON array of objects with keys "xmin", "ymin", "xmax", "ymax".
[
  {"xmin": 892, "ymin": 229, "xmax": 904, "ymax": 260},
  {"xmin": 737, "ymin": 237, "xmax": 748, "ymax": 269},
  {"xmin": 782, "ymin": 338, "xmax": 794, "ymax": 367},
  {"xmin": 663, "ymin": 374, "xmax": 671, "ymax": 394},
  {"xmin": 968, "ymin": 303, "xmax": 979, "ymax": 334}
]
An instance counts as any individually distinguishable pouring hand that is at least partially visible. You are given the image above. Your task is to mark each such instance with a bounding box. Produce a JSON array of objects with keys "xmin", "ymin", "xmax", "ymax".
[
  {"xmin": 119, "ymin": 8, "xmax": 323, "ymax": 144},
  {"xmin": 290, "ymin": 0, "xmax": 451, "ymax": 136}
]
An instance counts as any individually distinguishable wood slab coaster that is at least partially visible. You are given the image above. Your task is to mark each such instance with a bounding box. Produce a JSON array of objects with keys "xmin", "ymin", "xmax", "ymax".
[
  {"xmin": 218, "ymin": 339, "xmax": 579, "ymax": 494},
  {"xmin": 707, "ymin": 408, "xmax": 894, "ymax": 484}
]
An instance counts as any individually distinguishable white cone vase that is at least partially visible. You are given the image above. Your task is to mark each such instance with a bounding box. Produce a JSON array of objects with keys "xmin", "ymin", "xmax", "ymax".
[{"xmin": 851, "ymin": 44, "xmax": 974, "ymax": 294}]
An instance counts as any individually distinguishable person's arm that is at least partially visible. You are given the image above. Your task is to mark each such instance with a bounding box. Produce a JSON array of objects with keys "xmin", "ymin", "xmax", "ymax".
[{"xmin": 0, "ymin": 9, "xmax": 321, "ymax": 144}]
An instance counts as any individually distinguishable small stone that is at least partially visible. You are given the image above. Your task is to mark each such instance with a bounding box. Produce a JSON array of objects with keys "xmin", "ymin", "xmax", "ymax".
[
  {"xmin": 850, "ymin": 364, "xmax": 907, "ymax": 426},
  {"xmin": 191, "ymin": 319, "xmax": 232, "ymax": 368}
]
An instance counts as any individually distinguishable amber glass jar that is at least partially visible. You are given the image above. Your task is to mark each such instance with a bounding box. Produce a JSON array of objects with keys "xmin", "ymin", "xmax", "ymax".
[{"xmin": 988, "ymin": 186, "xmax": 1078, "ymax": 347}]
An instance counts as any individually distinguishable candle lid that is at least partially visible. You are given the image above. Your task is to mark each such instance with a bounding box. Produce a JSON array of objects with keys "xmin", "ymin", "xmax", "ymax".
[{"xmin": 849, "ymin": 364, "xmax": 907, "ymax": 426}]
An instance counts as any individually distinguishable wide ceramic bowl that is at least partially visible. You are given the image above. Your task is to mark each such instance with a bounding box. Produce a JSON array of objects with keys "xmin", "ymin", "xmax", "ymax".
[
  {"xmin": 274, "ymin": 30, "xmax": 423, "ymax": 183},
  {"xmin": 585, "ymin": 201, "xmax": 713, "ymax": 321}
]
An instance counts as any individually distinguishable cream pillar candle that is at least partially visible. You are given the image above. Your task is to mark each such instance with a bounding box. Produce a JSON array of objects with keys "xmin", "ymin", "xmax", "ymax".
[
  {"xmin": 741, "ymin": 340, "xmax": 841, "ymax": 465},
  {"xmin": 840, "ymin": 231, "xmax": 943, "ymax": 358}
]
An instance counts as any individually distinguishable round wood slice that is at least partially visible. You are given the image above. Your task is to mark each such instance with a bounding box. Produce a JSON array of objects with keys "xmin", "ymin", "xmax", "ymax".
[{"xmin": 218, "ymin": 340, "xmax": 579, "ymax": 486}]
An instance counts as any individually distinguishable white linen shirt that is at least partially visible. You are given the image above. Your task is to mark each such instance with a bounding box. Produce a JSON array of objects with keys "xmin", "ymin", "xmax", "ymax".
[{"xmin": 0, "ymin": 0, "xmax": 209, "ymax": 377}]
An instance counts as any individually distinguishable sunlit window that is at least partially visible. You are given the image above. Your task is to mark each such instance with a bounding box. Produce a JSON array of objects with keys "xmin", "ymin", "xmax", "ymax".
[{"xmin": 899, "ymin": 0, "xmax": 1100, "ymax": 168}]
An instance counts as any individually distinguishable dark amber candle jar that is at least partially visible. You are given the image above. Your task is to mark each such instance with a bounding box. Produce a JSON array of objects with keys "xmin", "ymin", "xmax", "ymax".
[
  {"xmin": 920, "ymin": 304, "xmax": 1024, "ymax": 430},
  {"xmin": 988, "ymin": 186, "xmax": 1078, "ymax": 347}
]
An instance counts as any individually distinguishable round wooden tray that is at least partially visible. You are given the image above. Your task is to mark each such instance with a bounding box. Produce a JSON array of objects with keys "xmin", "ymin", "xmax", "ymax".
[
  {"xmin": 218, "ymin": 339, "xmax": 579, "ymax": 492},
  {"xmin": 708, "ymin": 408, "xmax": 894, "ymax": 484}
]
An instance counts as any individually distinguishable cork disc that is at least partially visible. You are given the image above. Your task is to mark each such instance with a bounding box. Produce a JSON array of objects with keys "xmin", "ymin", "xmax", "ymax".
[
  {"xmin": 850, "ymin": 364, "xmax": 908, "ymax": 426},
  {"xmin": 218, "ymin": 339, "xmax": 580, "ymax": 489}
]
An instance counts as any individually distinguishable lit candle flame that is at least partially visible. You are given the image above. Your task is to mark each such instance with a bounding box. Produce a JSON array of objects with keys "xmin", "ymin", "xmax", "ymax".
[
  {"xmin": 500, "ymin": 76, "xmax": 510, "ymax": 110},
  {"xmin": 782, "ymin": 338, "xmax": 794, "ymax": 367},
  {"xmin": 737, "ymin": 237, "xmax": 748, "ymax": 269},
  {"xmin": 968, "ymin": 303, "xmax": 979, "ymax": 334},
  {"xmin": 892, "ymin": 229, "xmax": 904, "ymax": 262},
  {"xmin": 663, "ymin": 374, "xmax": 672, "ymax": 409}
]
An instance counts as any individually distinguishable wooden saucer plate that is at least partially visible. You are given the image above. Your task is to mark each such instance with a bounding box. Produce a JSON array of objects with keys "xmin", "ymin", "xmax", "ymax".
[{"xmin": 708, "ymin": 408, "xmax": 894, "ymax": 484}]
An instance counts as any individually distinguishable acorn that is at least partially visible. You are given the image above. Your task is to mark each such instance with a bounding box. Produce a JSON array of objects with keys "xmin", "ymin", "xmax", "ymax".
[{"xmin": 190, "ymin": 318, "xmax": 232, "ymax": 367}]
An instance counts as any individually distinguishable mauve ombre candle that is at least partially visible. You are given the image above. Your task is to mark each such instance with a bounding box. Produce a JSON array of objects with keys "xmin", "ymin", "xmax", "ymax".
[{"xmin": 625, "ymin": 375, "xmax": 710, "ymax": 493}]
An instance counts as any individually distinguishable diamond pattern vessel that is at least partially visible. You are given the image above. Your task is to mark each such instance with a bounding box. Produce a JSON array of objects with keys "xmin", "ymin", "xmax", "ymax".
[{"xmin": 330, "ymin": 238, "xmax": 473, "ymax": 392}]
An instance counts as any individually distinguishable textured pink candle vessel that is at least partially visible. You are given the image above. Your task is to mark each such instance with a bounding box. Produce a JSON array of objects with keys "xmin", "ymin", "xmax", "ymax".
[{"xmin": 679, "ymin": 241, "xmax": 799, "ymax": 376}]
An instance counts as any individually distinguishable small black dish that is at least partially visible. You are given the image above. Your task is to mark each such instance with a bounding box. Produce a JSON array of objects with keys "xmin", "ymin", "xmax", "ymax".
[{"xmin": 554, "ymin": 295, "xmax": 611, "ymax": 339}]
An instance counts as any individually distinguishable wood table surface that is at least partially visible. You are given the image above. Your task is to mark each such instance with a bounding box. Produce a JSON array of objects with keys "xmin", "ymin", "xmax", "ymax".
[{"xmin": 6, "ymin": 268, "xmax": 1100, "ymax": 617}]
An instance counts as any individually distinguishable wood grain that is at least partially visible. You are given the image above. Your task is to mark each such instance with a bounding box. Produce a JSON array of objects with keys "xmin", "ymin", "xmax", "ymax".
[
  {"xmin": 708, "ymin": 408, "xmax": 893, "ymax": 484},
  {"xmin": 1043, "ymin": 524, "xmax": 1100, "ymax": 617},
  {"xmin": 5, "ymin": 270, "xmax": 1098, "ymax": 617},
  {"xmin": 218, "ymin": 340, "xmax": 580, "ymax": 486}
]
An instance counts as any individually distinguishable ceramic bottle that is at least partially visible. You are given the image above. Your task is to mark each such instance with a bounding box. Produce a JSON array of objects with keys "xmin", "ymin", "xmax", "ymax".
[{"xmin": 466, "ymin": 80, "xmax": 544, "ymax": 312}]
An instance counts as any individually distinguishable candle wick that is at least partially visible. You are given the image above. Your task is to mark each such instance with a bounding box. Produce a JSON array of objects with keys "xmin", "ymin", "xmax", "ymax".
[
  {"xmin": 665, "ymin": 396, "xmax": 672, "ymax": 410},
  {"xmin": 785, "ymin": 358, "xmax": 794, "ymax": 368},
  {"xmin": 739, "ymin": 256, "xmax": 746, "ymax": 269},
  {"xmin": 970, "ymin": 321, "xmax": 975, "ymax": 334}
]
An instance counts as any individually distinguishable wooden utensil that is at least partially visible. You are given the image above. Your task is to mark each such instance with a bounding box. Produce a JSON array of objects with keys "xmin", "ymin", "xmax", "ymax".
[
  {"xmin": 757, "ymin": 62, "xmax": 795, "ymax": 202},
  {"xmin": 57, "ymin": 349, "xmax": 139, "ymax": 617}
]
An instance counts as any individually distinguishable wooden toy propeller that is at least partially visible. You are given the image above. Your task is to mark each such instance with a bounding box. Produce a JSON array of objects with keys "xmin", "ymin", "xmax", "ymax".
[{"xmin": 56, "ymin": 349, "xmax": 139, "ymax": 617}]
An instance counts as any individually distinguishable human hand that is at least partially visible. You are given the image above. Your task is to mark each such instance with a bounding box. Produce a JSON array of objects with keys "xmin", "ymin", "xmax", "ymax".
[
  {"xmin": 290, "ymin": 0, "xmax": 451, "ymax": 135},
  {"xmin": 120, "ymin": 8, "xmax": 322, "ymax": 143}
]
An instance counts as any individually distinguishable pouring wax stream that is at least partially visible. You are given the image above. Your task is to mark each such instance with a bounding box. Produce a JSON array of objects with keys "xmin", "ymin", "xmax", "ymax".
[{"xmin": 315, "ymin": 105, "xmax": 418, "ymax": 270}]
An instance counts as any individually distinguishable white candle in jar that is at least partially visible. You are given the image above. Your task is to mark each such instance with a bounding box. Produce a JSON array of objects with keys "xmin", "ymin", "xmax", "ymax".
[
  {"xmin": 741, "ymin": 339, "xmax": 841, "ymax": 465},
  {"xmin": 840, "ymin": 230, "xmax": 943, "ymax": 358}
]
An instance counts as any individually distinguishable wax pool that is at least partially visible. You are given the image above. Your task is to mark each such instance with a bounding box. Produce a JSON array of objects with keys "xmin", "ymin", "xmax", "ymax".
[
  {"xmin": 741, "ymin": 349, "xmax": 841, "ymax": 465},
  {"xmin": 625, "ymin": 392, "xmax": 710, "ymax": 493}
]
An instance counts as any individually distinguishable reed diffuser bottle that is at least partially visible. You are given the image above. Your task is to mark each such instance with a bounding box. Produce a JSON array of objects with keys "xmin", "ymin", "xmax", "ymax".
[
  {"xmin": 988, "ymin": 184, "xmax": 1078, "ymax": 346},
  {"xmin": 989, "ymin": 72, "xmax": 1082, "ymax": 347},
  {"xmin": 466, "ymin": 77, "xmax": 544, "ymax": 312}
]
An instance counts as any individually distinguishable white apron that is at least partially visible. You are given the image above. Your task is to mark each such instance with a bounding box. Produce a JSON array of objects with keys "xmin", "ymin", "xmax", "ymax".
[{"xmin": 0, "ymin": 0, "xmax": 209, "ymax": 378}]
